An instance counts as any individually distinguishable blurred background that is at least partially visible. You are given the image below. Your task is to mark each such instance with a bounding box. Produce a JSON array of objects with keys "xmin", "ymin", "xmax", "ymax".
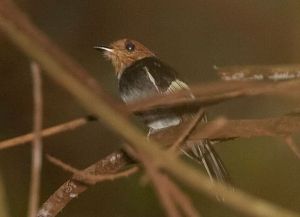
[{"xmin": 0, "ymin": 0, "xmax": 300, "ymax": 216}]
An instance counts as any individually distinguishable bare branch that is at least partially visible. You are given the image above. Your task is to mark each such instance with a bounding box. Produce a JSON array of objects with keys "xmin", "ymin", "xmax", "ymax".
[
  {"xmin": 28, "ymin": 62, "xmax": 43, "ymax": 217},
  {"xmin": 1, "ymin": 114, "xmax": 299, "ymax": 153},
  {"xmin": 141, "ymin": 149, "xmax": 201, "ymax": 217},
  {"xmin": 217, "ymin": 64, "xmax": 300, "ymax": 81},
  {"xmin": 153, "ymin": 115, "xmax": 300, "ymax": 147},
  {"xmin": 169, "ymin": 109, "xmax": 205, "ymax": 152},
  {"xmin": 143, "ymin": 158, "xmax": 182, "ymax": 217},
  {"xmin": 164, "ymin": 176, "xmax": 201, "ymax": 217},
  {"xmin": 47, "ymin": 155, "xmax": 138, "ymax": 185},
  {"xmin": 128, "ymin": 149, "xmax": 200, "ymax": 217},
  {"xmin": 1, "ymin": 1, "xmax": 299, "ymax": 217},
  {"xmin": 37, "ymin": 150, "xmax": 133, "ymax": 217},
  {"xmin": 0, "ymin": 116, "xmax": 95, "ymax": 150},
  {"xmin": 1, "ymin": 114, "xmax": 299, "ymax": 154},
  {"xmin": 284, "ymin": 136, "xmax": 300, "ymax": 159},
  {"xmin": 128, "ymin": 80, "xmax": 300, "ymax": 113}
]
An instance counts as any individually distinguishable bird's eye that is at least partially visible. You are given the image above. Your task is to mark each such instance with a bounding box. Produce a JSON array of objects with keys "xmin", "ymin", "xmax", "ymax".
[{"xmin": 125, "ymin": 41, "xmax": 135, "ymax": 52}]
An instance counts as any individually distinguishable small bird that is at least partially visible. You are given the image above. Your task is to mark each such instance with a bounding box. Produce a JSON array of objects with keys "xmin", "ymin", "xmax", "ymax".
[{"xmin": 95, "ymin": 39, "xmax": 230, "ymax": 183}]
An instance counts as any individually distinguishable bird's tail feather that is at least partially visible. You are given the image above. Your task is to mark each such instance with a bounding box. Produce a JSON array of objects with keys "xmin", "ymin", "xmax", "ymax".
[{"xmin": 187, "ymin": 140, "xmax": 231, "ymax": 183}]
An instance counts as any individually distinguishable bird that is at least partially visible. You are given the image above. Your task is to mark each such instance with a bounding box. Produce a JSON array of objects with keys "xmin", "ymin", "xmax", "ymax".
[{"xmin": 95, "ymin": 39, "xmax": 230, "ymax": 183}]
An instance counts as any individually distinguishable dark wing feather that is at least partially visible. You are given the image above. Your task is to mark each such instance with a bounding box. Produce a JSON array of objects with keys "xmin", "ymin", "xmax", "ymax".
[
  {"xmin": 118, "ymin": 57, "xmax": 180, "ymax": 126},
  {"xmin": 119, "ymin": 57, "xmax": 231, "ymax": 183}
]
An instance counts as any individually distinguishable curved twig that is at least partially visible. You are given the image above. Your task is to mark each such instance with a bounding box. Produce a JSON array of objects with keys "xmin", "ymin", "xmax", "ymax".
[{"xmin": 0, "ymin": 1, "xmax": 299, "ymax": 217}]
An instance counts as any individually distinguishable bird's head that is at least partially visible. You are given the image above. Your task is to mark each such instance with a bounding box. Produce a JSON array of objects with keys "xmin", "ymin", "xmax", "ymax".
[{"xmin": 95, "ymin": 39, "xmax": 155, "ymax": 77}]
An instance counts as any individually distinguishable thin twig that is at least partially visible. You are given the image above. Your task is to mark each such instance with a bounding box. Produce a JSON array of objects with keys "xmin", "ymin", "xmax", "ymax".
[
  {"xmin": 169, "ymin": 109, "xmax": 204, "ymax": 152},
  {"xmin": 1, "ymin": 1, "xmax": 299, "ymax": 217},
  {"xmin": 28, "ymin": 62, "xmax": 43, "ymax": 217},
  {"xmin": 47, "ymin": 155, "xmax": 138, "ymax": 185},
  {"xmin": 0, "ymin": 116, "xmax": 95, "ymax": 150},
  {"xmin": 284, "ymin": 136, "xmax": 300, "ymax": 160},
  {"xmin": 195, "ymin": 116, "xmax": 228, "ymax": 139},
  {"xmin": 136, "ymin": 146, "xmax": 200, "ymax": 217},
  {"xmin": 142, "ymin": 157, "xmax": 182, "ymax": 217},
  {"xmin": 164, "ymin": 176, "xmax": 201, "ymax": 217}
]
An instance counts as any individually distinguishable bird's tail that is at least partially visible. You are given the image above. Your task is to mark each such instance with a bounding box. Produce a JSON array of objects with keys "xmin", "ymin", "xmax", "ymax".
[{"xmin": 185, "ymin": 140, "xmax": 231, "ymax": 183}]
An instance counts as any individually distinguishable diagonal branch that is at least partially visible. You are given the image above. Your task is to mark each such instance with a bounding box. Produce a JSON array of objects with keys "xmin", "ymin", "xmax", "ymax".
[
  {"xmin": 0, "ymin": 116, "xmax": 95, "ymax": 150},
  {"xmin": 1, "ymin": 114, "xmax": 299, "ymax": 151},
  {"xmin": 47, "ymin": 155, "xmax": 138, "ymax": 185},
  {"xmin": 284, "ymin": 136, "xmax": 300, "ymax": 160},
  {"xmin": 143, "ymin": 157, "xmax": 182, "ymax": 217},
  {"xmin": 37, "ymin": 150, "xmax": 133, "ymax": 217},
  {"xmin": 163, "ymin": 176, "xmax": 200, "ymax": 217},
  {"xmin": 1, "ymin": 1, "xmax": 299, "ymax": 217},
  {"xmin": 132, "ymin": 148, "xmax": 201, "ymax": 217},
  {"xmin": 128, "ymin": 80, "xmax": 300, "ymax": 113},
  {"xmin": 168, "ymin": 109, "xmax": 205, "ymax": 152}
]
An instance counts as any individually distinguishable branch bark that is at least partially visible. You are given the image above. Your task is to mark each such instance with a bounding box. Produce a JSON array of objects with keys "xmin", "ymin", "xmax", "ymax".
[
  {"xmin": 217, "ymin": 64, "xmax": 300, "ymax": 81},
  {"xmin": 1, "ymin": 114, "xmax": 299, "ymax": 151},
  {"xmin": 0, "ymin": 1, "xmax": 299, "ymax": 217},
  {"xmin": 37, "ymin": 150, "xmax": 133, "ymax": 217},
  {"xmin": 47, "ymin": 155, "xmax": 138, "ymax": 185},
  {"xmin": 153, "ymin": 115, "xmax": 300, "ymax": 147},
  {"xmin": 0, "ymin": 116, "xmax": 95, "ymax": 150},
  {"xmin": 128, "ymin": 80, "xmax": 300, "ymax": 113}
]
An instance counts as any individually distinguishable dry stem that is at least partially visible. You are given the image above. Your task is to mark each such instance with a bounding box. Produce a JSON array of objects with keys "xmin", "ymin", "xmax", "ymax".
[
  {"xmin": 28, "ymin": 62, "xmax": 43, "ymax": 217},
  {"xmin": 164, "ymin": 176, "xmax": 201, "ymax": 217},
  {"xmin": 143, "ymin": 158, "xmax": 182, "ymax": 217},
  {"xmin": 0, "ymin": 1, "xmax": 299, "ymax": 217},
  {"xmin": 284, "ymin": 136, "xmax": 300, "ymax": 159},
  {"xmin": 37, "ymin": 150, "xmax": 133, "ymax": 217},
  {"xmin": 0, "ymin": 116, "xmax": 94, "ymax": 150},
  {"xmin": 47, "ymin": 155, "xmax": 138, "ymax": 185},
  {"xmin": 169, "ymin": 109, "xmax": 204, "ymax": 152}
]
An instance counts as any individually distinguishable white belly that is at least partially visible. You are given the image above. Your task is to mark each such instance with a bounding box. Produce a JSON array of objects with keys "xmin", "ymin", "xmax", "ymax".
[{"xmin": 147, "ymin": 116, "xmax": 181, "ymax": 131}]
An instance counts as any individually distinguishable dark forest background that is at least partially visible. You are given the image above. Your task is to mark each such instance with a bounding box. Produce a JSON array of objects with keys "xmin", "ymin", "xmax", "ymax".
[{"xmin": 0, "ymin": 1, "xmax": 300, "ymax": 217}]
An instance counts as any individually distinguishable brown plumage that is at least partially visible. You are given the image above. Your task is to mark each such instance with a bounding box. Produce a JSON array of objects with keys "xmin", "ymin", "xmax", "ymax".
[{"xmin": 99, "ymin": 39, "xmax": 155, "ymax": 77}]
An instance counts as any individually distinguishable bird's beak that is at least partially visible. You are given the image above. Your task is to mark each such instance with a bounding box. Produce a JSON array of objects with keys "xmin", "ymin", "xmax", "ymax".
[{"xmin": 93, "ymin": 45, "xmax": 114, "ymax": 53}]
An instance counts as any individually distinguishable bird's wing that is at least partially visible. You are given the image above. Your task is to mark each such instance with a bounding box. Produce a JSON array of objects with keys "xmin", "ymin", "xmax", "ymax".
[
  {"xmin": 164, "ymin": 79, "xmax": 231, "ymax": 183},
  {"xmin": 165, "ymin": 79, "xmax": 191, "ymax": 94},
  {"xmin": 139, "ymin": 59, "xmax": 231, "ymax": 183}
]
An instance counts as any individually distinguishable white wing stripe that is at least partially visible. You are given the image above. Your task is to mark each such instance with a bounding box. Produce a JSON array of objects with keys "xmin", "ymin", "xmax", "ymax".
[
  {"xmin": 166, "ymin": 79, "xmax": 194, "ymax": 99},
  {"xmin": 144, "ymin": 66, "xmax": 160, "ymax": 92}
]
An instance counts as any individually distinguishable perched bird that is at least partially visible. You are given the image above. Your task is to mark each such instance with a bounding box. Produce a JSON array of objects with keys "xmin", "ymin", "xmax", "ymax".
[{"xmin": 95, "ymin": 39, "xmax": 230, "ymax": 183}]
